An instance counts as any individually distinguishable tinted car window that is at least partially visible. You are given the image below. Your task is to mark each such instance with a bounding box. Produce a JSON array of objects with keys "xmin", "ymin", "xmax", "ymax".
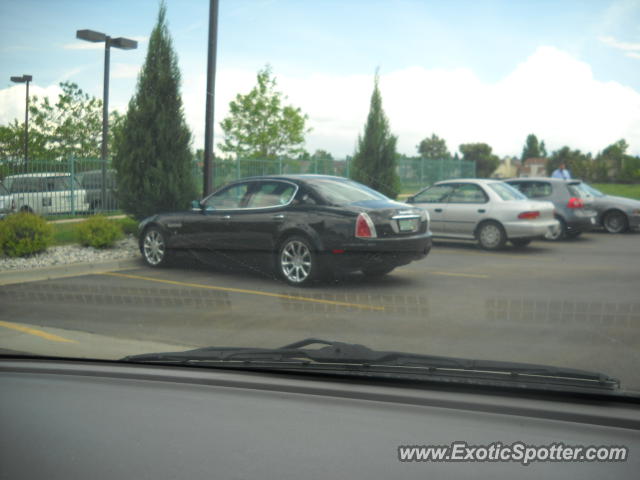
[
  {"xmin": 567, "ymin": 183, "xmax": 589, "ymax": 198},
  {"xmin": 204, "ymin": 183, "xmax": 251, "ymax": 209},
  {"xmin": 449, "ymin": 184, "xmax": 488, "ymax": 203},
  {"xmin": 0, "ymin": 183, "xmax": 8, "ymax": 195},
  {"xmin": 246, "ymin": 182, "xmax": 296, "ymax": 208},
  {"xmin": 311, "ymin": 179, "xmax": 387, "ymax": 205},
  {"xmin": 414, "ymin": 184, "xmax": 454, "ymax": 203},
  {"xmin": 488, "ymin": 182, "xmax": 527, "ymax": 200}
]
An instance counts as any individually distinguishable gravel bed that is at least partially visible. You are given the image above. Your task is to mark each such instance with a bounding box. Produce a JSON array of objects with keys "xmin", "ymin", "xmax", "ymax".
[{"xmin": 0, "ymin": 236, "xmax": 140, "ymax": 271}]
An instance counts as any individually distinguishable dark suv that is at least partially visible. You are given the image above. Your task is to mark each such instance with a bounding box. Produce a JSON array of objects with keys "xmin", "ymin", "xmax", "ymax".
[
  {"xmin": 80, "ymin": 169, "xmax": 118, "ymax": 212},
  {"xmin": 506, "ymin": 177, "xmax": 597, "ymax": 240}
]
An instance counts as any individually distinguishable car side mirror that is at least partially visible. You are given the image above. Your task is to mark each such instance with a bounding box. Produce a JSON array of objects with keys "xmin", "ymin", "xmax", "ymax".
[
  {"xmin": 191, "ymin": 200, "xmax": 203, "ymax": 211},
  {"xmin": 406, "ymin": 196, "xmax": 415, "ymax": 204}
]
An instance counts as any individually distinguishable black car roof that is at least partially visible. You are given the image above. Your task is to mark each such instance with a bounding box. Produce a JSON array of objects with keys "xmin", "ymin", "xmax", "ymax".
[{"xmin": 228, "ymin": 174, "xmax": 348, "ymax": 184}]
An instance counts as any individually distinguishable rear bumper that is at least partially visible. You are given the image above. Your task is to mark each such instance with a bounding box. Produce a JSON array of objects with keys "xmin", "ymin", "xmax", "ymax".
[
  {"xmin": 326, "ymin": 233, "xmax": 432, "ymax": 272},
  {"xmin": 502, "ymin": 219, "xmax": 559, "ymax": 239},
  {"xmin": 565, "ymin": 212, "xmax": 597, "ymax": 233}
]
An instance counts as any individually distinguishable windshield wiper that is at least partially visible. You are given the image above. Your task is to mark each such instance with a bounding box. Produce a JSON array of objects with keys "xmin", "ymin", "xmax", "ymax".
[{"xmin": 122, "ymin": 338, "xmax": 620, "ymax": 392}]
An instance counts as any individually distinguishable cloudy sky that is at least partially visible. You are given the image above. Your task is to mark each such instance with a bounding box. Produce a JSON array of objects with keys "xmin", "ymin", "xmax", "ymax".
[{"xmin": 1, "ymin": 0, "xmax": 639, "ymax": 158}]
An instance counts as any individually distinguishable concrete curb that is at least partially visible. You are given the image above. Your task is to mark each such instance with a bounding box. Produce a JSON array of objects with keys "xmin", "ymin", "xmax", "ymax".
[{"xmin": 0, "ymin": 258, "xmax": 143, "ymax": 286}]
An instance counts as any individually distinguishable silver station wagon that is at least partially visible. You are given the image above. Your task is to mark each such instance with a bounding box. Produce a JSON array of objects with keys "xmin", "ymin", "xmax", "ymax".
[{"xmin": 406, "ymin": 179, "xmax": 558, "ymax": 250}]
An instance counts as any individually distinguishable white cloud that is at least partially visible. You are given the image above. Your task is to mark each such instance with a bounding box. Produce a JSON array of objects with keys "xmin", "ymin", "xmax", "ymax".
[
  {"xmin": 599, "ymin": 35, "xmax": 640, "ymax": 54},
  {"xmin": 3, "ymin": 46, "xmax": 640, "ymax": 159},
  {"xmin": 112, "ymin": 63, "xmax": 141, "ymax": 79},
  {"xmin": 0, "ymin": 84, "xmax": 61, "ymax": 126},
  {"xmin": 626, "ymin": 52, "xmax": 640, "ymax": 59},
  {"xmin": 180, "ymin": 46, "xmax": 640, "ymax": 157}
]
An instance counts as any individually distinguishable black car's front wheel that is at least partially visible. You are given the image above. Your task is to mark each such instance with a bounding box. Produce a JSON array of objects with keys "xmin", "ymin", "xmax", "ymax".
[
  {"xmin": 141, "ymin": 227, "xmax": 171, "ymax": 267},
  {"xmin": 278, "ymin": 236, "xmax": 320, "ymax": 286}
]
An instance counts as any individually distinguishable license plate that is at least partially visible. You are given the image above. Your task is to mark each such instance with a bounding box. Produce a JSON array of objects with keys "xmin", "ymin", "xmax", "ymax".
[{"xmin": 398, "ymin": 219, "xmax": 418, "ymax": 232}]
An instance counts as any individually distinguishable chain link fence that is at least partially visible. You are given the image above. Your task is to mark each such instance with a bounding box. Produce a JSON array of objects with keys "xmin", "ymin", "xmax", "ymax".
[{"xmin": 1, "ymin": 157, "xmax": 475, "ymax": 218}]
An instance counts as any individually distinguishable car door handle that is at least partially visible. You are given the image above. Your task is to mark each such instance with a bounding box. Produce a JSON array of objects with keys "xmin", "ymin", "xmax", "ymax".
[
  {"xmin": 272, "ymin": 214, "xmax": 285, "ymax": 221},
  {"xmin": 478, "ymin": 209, "xmax": 486, "ymax": 213},
  {"xmin": 222, "ymin": 215, "xmax": 231, "ymax": 220},
  {"xmin": 434, "ymin": 208, "xmax": 443, "ymax": 213}
]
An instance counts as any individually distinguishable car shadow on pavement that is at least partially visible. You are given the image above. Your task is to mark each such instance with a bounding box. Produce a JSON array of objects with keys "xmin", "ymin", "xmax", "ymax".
[
  {"xmin": 160, "ymin": 249, "xmax": 419, "ymax": 290},
  {"xmin": 431, "ymin": 239, "xmax": 555, "ymax": 255}
]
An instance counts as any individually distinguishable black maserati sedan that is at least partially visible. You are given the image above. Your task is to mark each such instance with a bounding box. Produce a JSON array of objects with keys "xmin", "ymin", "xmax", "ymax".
[{"xmin": 138, "ymin": 175, "xmax": 432, "ymax": 285}]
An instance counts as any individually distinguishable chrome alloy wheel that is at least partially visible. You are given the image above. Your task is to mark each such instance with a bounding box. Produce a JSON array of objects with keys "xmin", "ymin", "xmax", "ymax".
[
  {"xmin": 280, "ymin": 239, "xmax": 312, "ymax": 284},
  {"xmin": 143, "ymin": 229, "xmax": 166, "ymax": 266}
]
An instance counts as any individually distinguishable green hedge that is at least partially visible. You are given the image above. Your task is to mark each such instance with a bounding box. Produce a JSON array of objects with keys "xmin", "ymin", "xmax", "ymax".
[
  {"xmin": 0, "ymin": 213, "xmax": 53, "ymax": 257},
  {"xmin": 74, "ymin": 215, "xmax": 124, "ymax": 249}
]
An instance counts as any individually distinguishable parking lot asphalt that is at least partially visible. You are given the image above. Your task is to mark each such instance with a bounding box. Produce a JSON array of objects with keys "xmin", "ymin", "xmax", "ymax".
[{"xmin": 1, "ymin": 230, "xmax": 639, "ymax": 390}]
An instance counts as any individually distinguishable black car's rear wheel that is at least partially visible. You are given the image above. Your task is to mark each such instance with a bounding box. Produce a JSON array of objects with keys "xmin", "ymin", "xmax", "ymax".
[
  {"xmin": 278, "ymin": 236, "xmax": 319, "ymax": 286},
  {"xmin": 142, "ymin": 228, "xmax": 171, "ymax": 267},
  {"xmin": 603, "ymin": 210, "xmax": 628, "ymax": 234}
]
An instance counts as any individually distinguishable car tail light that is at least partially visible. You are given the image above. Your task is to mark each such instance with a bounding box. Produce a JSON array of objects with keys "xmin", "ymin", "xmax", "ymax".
[
  {"xmin": 355, "ymin": 212, "xmax": 377, "ymax": 238},
  {"xmin": 518, "ymin": 211, "xmax": 540, "ymax": 220},
  {"xmin": 567, "ymin": 197, "xmax": 584, "ymax": 209}
]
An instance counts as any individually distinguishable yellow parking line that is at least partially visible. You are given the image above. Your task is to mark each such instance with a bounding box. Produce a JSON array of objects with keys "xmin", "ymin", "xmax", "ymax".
[
  {"xmin": 430, "ymin": 271, "xmax": 489, "ymax": 279},
  {"xmin": 0, "ymin": 321, "xmax": 78, "ymax": 343},
  {"xmin": 102, "ymin": 272, "xmax": 385, "ymax": 311}
]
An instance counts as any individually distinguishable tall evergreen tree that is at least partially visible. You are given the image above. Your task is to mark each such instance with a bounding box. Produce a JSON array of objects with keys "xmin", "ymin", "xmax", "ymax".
[
  {"xmin": 351, "ymin": 72, "xmax": 400, "ymax": 198},
  {"xmin": 113, "ymin": 2, "xmax": 196, "ymax": 220},
  {"xmin": 521, "ymin": 134, "xmax": 543, "ymax": 161}
]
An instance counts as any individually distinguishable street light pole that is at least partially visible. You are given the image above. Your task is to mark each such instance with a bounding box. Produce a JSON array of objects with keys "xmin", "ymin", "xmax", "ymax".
[
  {"xmin": 102, "ymin": 37, "xmax": 111, "ymax": 209},
  {"xmin": 203, "ymin": 0, "xmax": 219, "ymax": 196},
  {"xmin": 76, "ymin": 29, "xmax": 137, "ymax": 210},
  {"xmin": 10, "ymin": 74, "xmax": 32, "ymax": 169}
]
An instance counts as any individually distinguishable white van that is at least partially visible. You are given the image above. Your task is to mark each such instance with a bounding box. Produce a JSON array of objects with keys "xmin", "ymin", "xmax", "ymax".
[{"xmin": 7, "ymin": 173, "xmax": 89, "ymax": 215}]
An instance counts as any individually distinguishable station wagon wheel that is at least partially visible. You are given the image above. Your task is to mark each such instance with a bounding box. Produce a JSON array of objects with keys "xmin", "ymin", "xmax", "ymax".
[
  {"xmin": 603, "ymin": 210, "xmax": 628, "ymax": 234},
  {"xmin": 142, "ymin": 228, "xmax": 171, "ymax": 267},
  {"xmin": 278, "ymin": 236, "xmax": 317, "ymax": 286},
  {"xmin": 477, "ymin": 221, "xmax": 506, "ymax": 250}
]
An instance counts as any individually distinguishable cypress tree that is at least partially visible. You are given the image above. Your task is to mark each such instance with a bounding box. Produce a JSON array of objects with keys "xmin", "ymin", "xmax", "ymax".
[
  {"xmin": 113, "ymin": 2, "xmax": 196, "ymax": 220},
  {"xmin": 351, "ymin": 72, "xmax": 400, "ymax": 199}
]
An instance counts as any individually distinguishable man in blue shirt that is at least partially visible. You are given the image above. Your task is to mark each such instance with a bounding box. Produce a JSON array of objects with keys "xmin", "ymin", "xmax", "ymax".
[{"xmin": 551, "ymin": 163, "xmax": 571, "ymax": 180}]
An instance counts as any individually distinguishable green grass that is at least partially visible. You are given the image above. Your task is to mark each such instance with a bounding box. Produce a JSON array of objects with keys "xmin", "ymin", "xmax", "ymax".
[
  {"xmin": 50, "ymin": 216, "xmax": 138, "ymax": 246},
  {"xmin": 592, "ymin": 183, "xmax": 640, "ymax": 200},
  {"xmin": 51, "ymin": 223, "xmax": 78, "ymax": 246}
]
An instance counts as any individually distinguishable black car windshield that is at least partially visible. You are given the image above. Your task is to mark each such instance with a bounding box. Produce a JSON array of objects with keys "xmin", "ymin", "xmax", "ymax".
[
  {"xmin": 488, "ymin": 182, "xmax": 527, "ymax": 201},
  {"xmin": 311, "ymin": 179, "xmax": 389, "ymax": 205}
]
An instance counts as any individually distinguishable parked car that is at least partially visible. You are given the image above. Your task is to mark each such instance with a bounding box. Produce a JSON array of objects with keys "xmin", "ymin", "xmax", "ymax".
[
  {"xmin": 0, "ymin": 181, "xmax": 15, "ymax": 219},
  {"xmin": 573, "ymin": 182, "xmax": 640, "ymax": 233},
  {"xmin": 405, "ymin": 179, "xmax": 558, "ymax": 250},
  {"xmin": 79, "ymin": 169, "xmax": 118, "ymax": 212},
  {"xmin": 505, "ymin": 178, "xmax": 597, "ymax": 240},
  {"xmin": 6, "ymin": 173, "xmax": 89, "ymax": 215},
  {"xmin": 138, "ymin": 175, "xmax": 432, "ymax": 285}
]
